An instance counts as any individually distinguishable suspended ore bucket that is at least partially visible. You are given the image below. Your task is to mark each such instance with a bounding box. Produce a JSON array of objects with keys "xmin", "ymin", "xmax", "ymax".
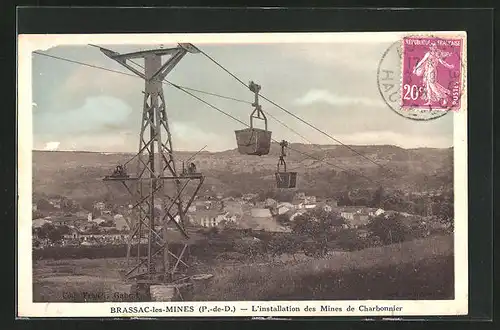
[
  {"xmin": 275, "ymin": 171, "xmax": 298, "ymax": 189},
  {"xmin": 234, "ymin": 128, "xmax": 272, "ymax": 156}
]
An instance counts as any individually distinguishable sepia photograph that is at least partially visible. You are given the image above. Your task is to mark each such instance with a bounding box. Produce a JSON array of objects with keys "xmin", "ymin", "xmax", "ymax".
[{"xmin": 17, "ymin": 32, "xmax": 468, "ymax": 317}]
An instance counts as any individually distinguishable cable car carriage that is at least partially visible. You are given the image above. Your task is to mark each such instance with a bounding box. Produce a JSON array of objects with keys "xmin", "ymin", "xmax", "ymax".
[
  {"xmin": 275, "ymin": 140, "xmax": 297, "ymax": 189},
  {"xmin": 235, "ymin": 81, "xmax": 272, "ymax": 156}
]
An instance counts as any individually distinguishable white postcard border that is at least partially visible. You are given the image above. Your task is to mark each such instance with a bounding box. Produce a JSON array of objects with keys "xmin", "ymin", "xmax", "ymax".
[{"xmin": 17, "ymin": 32, "xmax": 468, "ymax": 318}]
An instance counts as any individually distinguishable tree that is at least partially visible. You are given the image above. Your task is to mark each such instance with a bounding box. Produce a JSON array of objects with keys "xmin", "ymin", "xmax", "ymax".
[
  {"xmin": 436, "ymin": 198, "xmax": 454, "ymax": 230},
  {"xmin": 36, "ymin": 199, "xmax": 55, "ymax": 211},
  {"xmin": 99, "ymin": 219, "xmax": 116, "ymax": 227},
  {"xmin": 32, "ymin": 227, "xmax": 41, "ymax": 239},
  {"xmin": 275, "ymin": 213, "xmax": 291, "ymax": 225},
  {"xmin": 37, "ymin": 223, "xmax": 67, "ymax": 244},
  {"xmin": 370, "ymin": 186, "xmax": 385, "ymax": 208},
  {"xmin": 86, "ymin": 225, "xmax": 102, "ymax": 235},
  {"xmin": 291, "ymin": 209, "xmax": 346, "ymax": 256},
  {"xmin": 32, "ymin": 210, "xmax": 44, "ymax": 220},
  {"xmin": 265, "ymin": 234, "xmax": 301, "ymax": 262},
  {"xmin": 220, "ymin": 220, "xmax": 238, "ymax": 230},
  {"xmin": 337, "ymin": 192, "xmax": 353, "ymax": 206},
  {"xmin": 81, "ymin": 198, "xmax": 96, "ymax": 212},
  {"xmin": 234, "ymin": 238, "xmax": 265, "ymax": 261},
  {"xmin": 366, "ymin": 214, "xmax": 408, "ymax": 245},
  {"xmin": 335, "ymin": 229, "xmax": 373, "ymax": 251}
]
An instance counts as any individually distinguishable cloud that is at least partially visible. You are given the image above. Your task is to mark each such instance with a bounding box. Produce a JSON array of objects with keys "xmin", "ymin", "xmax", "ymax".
[
  {"xmin": 293, "ymin": 89, "xmax": 385, "ymax": 107},
  {"xmin": 35, "ymin": 132, "xmax": 134, "ymax": 153},
  {"xmin": 43, "ymin": 141, "xmax": 60, "ymax": 151},
  {"xmin": 279, "ymin": 42, "xmax": 386, "ymax": 72},
  {"xmin": 52, "ymin": 60, "xmax": 142, "ymax": 110},
  {"xmin": 170, "ymin": 122, "xmax": 231, "ymax": 152},
  {"xmin": 34, "ymin": 95, "xmax": 134, "ymax": 135}
]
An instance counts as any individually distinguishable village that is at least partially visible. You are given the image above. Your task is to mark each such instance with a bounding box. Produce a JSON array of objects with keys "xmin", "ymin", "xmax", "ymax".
[{"xmin": 31, "ymin": 188, "xmax": 448, "ymax": 250}]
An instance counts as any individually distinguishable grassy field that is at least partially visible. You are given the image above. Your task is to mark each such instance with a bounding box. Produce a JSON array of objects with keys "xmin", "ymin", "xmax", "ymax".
[{"xmin": 33, "ymin": 234, "xmax": 454, "ymax": 302}]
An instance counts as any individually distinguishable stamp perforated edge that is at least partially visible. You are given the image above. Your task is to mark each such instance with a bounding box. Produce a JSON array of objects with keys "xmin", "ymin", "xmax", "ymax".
[{"xmin": 398, "ymin": 32, "xmax": 467, "ymax": 113}]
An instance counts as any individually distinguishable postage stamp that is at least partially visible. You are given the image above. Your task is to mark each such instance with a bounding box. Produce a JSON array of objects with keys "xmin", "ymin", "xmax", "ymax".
[{"xmin": 401, "ymin": 37, "xmax": 463, "ymax": 111}]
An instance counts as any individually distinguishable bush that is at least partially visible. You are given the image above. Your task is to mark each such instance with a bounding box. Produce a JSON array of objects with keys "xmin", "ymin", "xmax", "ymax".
[
  {"xmin": 266, "ymin": 234, "xmax": 301, "ymax": 261},
  {"xmin": 233, "ymin": 238, "xmax": 266, "ymax": 261},
  {"xmin": 275, "ymin": 213, "xmax": 291, "ymax": 225},
  {"xmin": 334, "ymin": 229, "xmax": 374, "ymax": 251},
  {"xmin": 367, "ymin": 214, "xmax": 409, "ymax": 245},
  {"xmin": 290, "ymin": 208, "xmax": 346, "ymax": 254}
]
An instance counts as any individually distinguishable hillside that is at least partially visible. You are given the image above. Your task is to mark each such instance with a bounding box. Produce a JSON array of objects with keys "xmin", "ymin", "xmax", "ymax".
[
  {"xmin": 193, "ymin": 234, "xmax": 454, "ymax": 301},
  {"xmin": 32, "ymin": 144, "xmax": 453, "ymax": 201}
]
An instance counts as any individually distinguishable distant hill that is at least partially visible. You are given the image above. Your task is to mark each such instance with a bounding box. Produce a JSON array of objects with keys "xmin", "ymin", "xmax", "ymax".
[{"xmin": 32, "ymin": 143, "xmax": 453, "ymax": 201}]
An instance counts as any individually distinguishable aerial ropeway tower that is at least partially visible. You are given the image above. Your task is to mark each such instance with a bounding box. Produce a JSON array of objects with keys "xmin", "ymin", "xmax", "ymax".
[{"xmin": 100, "ymin": 43, "xmax": 205, "ymax": 288}]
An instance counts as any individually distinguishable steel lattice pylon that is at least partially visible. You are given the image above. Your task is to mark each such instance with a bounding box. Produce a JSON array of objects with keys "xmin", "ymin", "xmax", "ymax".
[{"xmin": 101, "ymin": 44, "xmax": 204, "ymax": 285}]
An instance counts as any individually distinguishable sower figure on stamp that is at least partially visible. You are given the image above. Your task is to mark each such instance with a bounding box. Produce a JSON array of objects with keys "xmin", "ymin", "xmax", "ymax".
[{"xmin": 412, "ymin": 42, "xmax": 455, "ymax": 106}]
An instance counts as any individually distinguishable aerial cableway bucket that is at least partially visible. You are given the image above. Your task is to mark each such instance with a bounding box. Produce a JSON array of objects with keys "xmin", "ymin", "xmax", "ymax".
[
  {"xmin": 275, "ymin": 140, "xmax": 297, "ymax": 189},
  {"xmin": 235, "ymin": 81, "xmax": 272, "ymax": 156}
]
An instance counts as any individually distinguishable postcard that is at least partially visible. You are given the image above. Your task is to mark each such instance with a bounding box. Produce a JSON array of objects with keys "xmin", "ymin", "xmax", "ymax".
[{"xmin": 17, "ymin": 31, "xmax": 467, "ymax": 317}]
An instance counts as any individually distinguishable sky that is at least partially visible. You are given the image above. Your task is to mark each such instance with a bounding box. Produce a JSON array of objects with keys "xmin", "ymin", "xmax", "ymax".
[{"xmin": 31, "ymin": 40, "xmax": 454, "ymax": 152}]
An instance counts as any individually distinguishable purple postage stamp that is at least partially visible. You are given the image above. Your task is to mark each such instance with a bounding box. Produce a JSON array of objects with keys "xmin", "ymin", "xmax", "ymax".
[{"xmin": 402, "ymin": 36, "xmax": 463, "ymax": 111}]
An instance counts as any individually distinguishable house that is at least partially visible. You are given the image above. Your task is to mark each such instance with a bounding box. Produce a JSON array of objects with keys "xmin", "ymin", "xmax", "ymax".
[
  {"xmin": 63, "ymin": 226, "xmax": 81, "ymax": 240},
  {"xmin": 242, "ymin": 193, "xmax": 258, "ymax": 201},
  {"xmin": 247, "ymin": 208, "xmax": 284, "ymax": 232},
  {"xmin": 370, "ymin": 208, "xmax": 385, "ymax": 217},
  {"xmin": 75, "ymin": 211, "xmax": 89, "ymax": 219},
  {"xmin": 357, "ymin": 229, "xmax": 370, "ymax": 238},
  {"xmin": 276, "ymin": 202, "xmax": 294, "ymax": 215},
  {"xmin": 289, "ymin": 209, "xmax": 308, "ymax": 221},
  {"xmin": 304, "ymin": 196, "xmax": 316, "ymax": 205},
  {"xmin": 326, "ymin": 199, "xmax": 338, "ymax": 207},
  {"xmin": 194, "ymin": 200, "xmax": 213, "ymax": 210},
  {"xmin": 90, "ymin": 217, "xmax": 107, "ymax": 225},
  {"xmin": 51, "ymin": 216, "xmax": 76, "ymax": 226},
  {"xmin": 94, "ymin": 201, "xmax": 106, "ymax": 210},
  {"xmin": 338, "ymin": 206, "xmax": 364, "ymax": 220},
  {"xmin": 264, "ymin": 198, "xmax": 277, "ymax": 208},
  {"xmin": 191, "ymin": 209, "xmax": 221, "ymax": 227},
  {"xmin": 223, "ymin": 200, "xmax": 245, "ymax": 216},
  {"xmin": 51, "ymin": 200, "xmax": 61, "ymax": 209},
  {"xmin": 33, "ymin": 218, "xmax": 52, "ymax": 228},
  {"xmin": 114, "ymin": 214, "xmax": 129, "ymax": 231},
  {"xmin": 79, "ymin": 233, "xmax": 127, "ymax": 245},
  {"xmin": 337, "ymin": 206, "xmax": 373, "ymax": 228},
  {"xmin": 250, "ymin": 208, "xmax": 273, "ymax": 218},
  {"xmin": 292, "ymin": 192, "xmax": 316, "ymax": 206},
  {"xmin": 215, "ymin": 212, "xmax": 237, "ymax": 225},
  {"xmin": 316, "ymin": 202, "xmax": 333, "ymax": 213},
  {"xmin": 351, "ymin": 213, "xmax": 370, "ymax": 228},
  {"xmin": 294, "ymin": 192, "xmax": 306, "ymax": 200}
]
